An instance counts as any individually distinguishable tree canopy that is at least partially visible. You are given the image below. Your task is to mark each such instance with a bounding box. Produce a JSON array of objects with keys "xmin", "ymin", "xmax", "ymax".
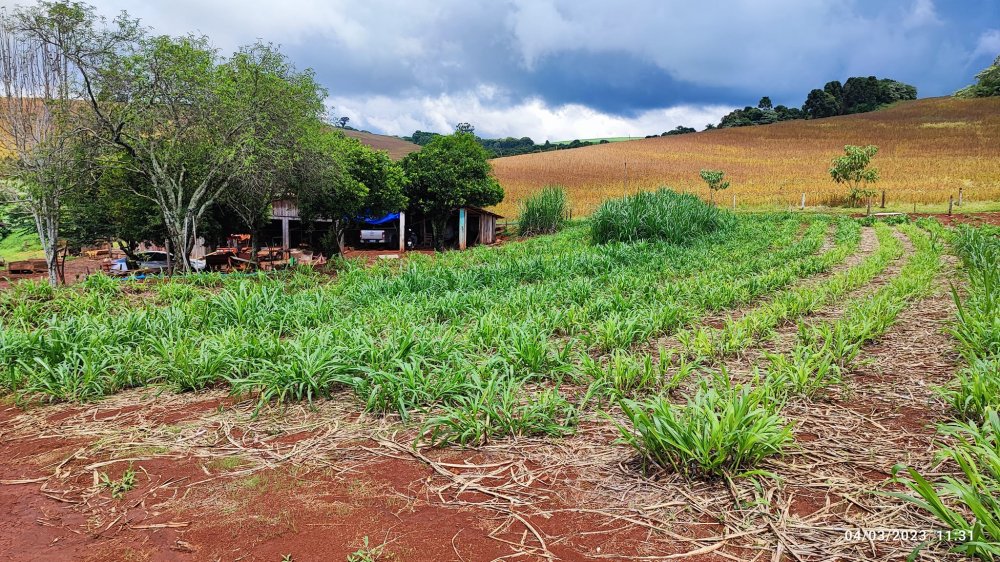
[
  {"xmin": 829, "ymin": 145, "xmax": 879, "ymax": 205},
  {"xmin": 402, "ymin": 132, "xmax": 503, "ymax": 249},
  {"xmin": 955, "ymin": 55, "xmax": 1000, "ymax": 98}
]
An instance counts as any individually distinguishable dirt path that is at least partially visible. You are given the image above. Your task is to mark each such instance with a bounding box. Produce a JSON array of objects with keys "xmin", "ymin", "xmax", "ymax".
[{"xmin": 763, "ymin": 252, "xmax": 963, "ymax": 560}]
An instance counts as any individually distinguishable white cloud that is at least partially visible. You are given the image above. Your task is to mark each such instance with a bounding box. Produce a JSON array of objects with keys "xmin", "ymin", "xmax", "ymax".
[
  {"xmin": 972, "ymin": 29, "xmax": 1000, "ymax": 60},
  {"xmin": 903, "ymin": 0, "xmax": 941, "ymax": 29},
  {"xmin": 329, "ymin": 89, "xmax": 732, "ymax": 141}
]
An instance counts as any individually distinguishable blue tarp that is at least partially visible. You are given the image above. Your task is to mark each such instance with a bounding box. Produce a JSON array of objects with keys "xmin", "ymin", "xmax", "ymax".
[{"xmin": 358, "ymin": 212, "xmax": 399, "ymax": 226}]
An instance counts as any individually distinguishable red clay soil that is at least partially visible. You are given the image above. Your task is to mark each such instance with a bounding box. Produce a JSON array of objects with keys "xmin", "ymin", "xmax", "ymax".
[
  {"xmin": 0, "ymin": 398, "xmax": 727, "ymax": 562},
  {"xmin": 909, "ymin": 211, "xmax": 1000, "ymax": 227},
  {"xmin": 0, "ymin": 257, "xmax": 106, "ymax": 289}
]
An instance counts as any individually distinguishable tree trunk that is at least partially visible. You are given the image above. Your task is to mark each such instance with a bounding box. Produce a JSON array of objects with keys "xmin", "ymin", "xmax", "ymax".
[
  {"xmin": 431, "ymin": 216, "xmax": 448, "ymax": 252},
  {"xmin": 30, "ymin": 194, "xmax": 60, "ymax": 287}
]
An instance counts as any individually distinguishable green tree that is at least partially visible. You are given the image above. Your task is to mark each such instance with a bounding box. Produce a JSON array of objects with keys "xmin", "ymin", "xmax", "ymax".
[
  {"xmin": 955, "ymin": 54, "xmax": 1000, "ymax": 98},
  {"xmin": 757, "ymin": 96, "xmax": 773, "ymax": 110},
  {"xmin": 19, "ymin": 3, "xmax": 326, "ymax": 271},
  {"xmin": 829, "ymin": 145, "xmax": 879, "ymax": 209},
  {"xmin": 823, "ymin": 80, "xmax": 845, "ymax": 114},
  {"xmin": 296, "ymin": 129, "xmax": 407, "ymax": 255},
  {"xmin": 0, "ymin": 1, "xmax": 89, "ymax": 285},
  {"xmin": 803, "ymin": 89, "xmax": 840, "ymax": 119},
  {"xmin": 402, "ymin": 132, "xmax": 503, "ymax": 250},
  {"xmin": 698, "ymin": 169, "xmax": 730, "ymax": 204}
]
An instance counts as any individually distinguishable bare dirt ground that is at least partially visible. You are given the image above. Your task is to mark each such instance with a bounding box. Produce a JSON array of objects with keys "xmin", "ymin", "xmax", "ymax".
[{"xmin": 0, "ymin": 257, "xmax": 106, "ymax": 289}]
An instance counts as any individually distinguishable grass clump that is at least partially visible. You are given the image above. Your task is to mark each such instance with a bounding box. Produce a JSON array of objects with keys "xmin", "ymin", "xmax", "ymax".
[
  {"xmin": 616, "ymin": 376, "xmax": 792, "ymax": 478},
  {"xmin": 590, "ymin": 189, "xmax": 727, "ymax": 245},
  {"xmin": 420, "ymin": 373, "xmax": 577, "ymax": 447},
  {"xmin": 518, "ymin": 185, "xmax": 567, "ymax": 236}
]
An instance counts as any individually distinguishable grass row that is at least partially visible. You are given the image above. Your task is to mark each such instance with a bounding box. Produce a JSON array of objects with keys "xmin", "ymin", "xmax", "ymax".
[
  {"xmin": 893, "ymin": 224, "xmax": 1000, "ymax": 560},
  {"xmin": 617, "ymin": 223, "xmax": 944, "ymax": 478}
]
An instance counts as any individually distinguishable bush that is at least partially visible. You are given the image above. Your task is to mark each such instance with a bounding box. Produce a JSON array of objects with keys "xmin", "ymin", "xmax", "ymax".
[
  {"xmin": 590, "ymin": 189, "xmax": 726, "ymax": 245},
  {"xmin": 616, "ymin": 377, "xmax": 792, "ymax": 478},
  {"xmin": 518, "ymin": 186, "xmax": 568, "ymax": 236}
]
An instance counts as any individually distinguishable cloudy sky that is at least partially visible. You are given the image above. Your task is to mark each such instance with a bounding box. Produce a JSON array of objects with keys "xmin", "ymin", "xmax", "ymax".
[{"xmin": 5, "ymin": 0, "xmax": 998, "ymax": 140}]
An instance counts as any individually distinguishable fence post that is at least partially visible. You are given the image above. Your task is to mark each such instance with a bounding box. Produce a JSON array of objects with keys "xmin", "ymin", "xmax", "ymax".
[
  {"xmin": 800, "ymin": 193, "xmax": 805, "ymax": 210},
  {"xmin": 732, "ymin": 193, "xmax": 736, "ymax": 210},
  {"xmin": 880, "ymin": 190, "xmax": 885, "ymax": 209},
  {"xmin": 948, "ymin": 196, "xmax": 953, "ymax": 216},
  {"xmin": 958, "ymin": 187, "xmax": 963, "ymax": 207}
]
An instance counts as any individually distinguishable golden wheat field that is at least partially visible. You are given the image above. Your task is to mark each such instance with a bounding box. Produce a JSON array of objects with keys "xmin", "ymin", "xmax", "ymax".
[{"xmin": 490, "ymin": 96, "xmax": 1000, "ymax": 217}]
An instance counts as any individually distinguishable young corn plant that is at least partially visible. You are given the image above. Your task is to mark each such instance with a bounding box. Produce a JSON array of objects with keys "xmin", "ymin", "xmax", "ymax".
[
  {"xmin": 420, "ymin": 372, "xmax": 577, "ymax": 447},
  {"xmin": 616, "ymin": 375, "xmax": 792, "ymax": 478},
  {"xmin": 891, "ymin": 409, "xmax": 1000, "ymax": 560}
]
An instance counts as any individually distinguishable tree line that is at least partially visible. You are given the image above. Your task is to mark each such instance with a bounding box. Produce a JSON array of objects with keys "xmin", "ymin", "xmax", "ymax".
[
  {"xmin": 711, "ymin": 76, "xmax": 917, "ymax": 129},
  {"xmin": 0, "ymin": 1, "xmax": 501, "ymax": 285},
  {"xmin": 404, "ymin": 125, "xmax": 611, "ymax": 158}
]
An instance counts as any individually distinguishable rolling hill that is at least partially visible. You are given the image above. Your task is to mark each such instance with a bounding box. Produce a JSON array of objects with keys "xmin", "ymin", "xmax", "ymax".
[
  {"xmin": 490, "ymin": 97, "xmax": 1000, "ymax": 217},
  {"xmin": 341, "ymin": 129, "xmax": 420, "ymax": 160}
]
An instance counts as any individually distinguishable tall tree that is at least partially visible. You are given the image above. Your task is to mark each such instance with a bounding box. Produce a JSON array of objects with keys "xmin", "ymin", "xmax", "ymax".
[
  {"xmin": 219, "ymin": 43, "xmax": 326, "ymax": 263},
  {"xmin": 296, "ymin": 129, "xmax": 407, "ymax": 255},
  {"xmin": 17, "ymin": 2, "xmax": 325, "ymax": 271},
  {"xmin": 402, "ymin": 132, "xmax": 503, "ymax": 250},
  {"xmin": 0, "ymin": 3, "xmax": 86, "ymax": 285},
  {"xmin": 757, "ymin": 96, "xmax": 772, "ymax": 110},
  {"xmin": 803, "ymin": 89, "xmax": 840, "ymax": 119}
]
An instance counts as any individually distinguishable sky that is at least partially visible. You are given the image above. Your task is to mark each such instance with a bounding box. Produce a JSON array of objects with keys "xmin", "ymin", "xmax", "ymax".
[{"xmin": 3, "ymin": 0, "xmax": 998, "ymax": 141}]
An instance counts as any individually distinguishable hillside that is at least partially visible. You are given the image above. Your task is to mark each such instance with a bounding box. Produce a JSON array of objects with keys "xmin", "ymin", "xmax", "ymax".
[
  {"xmin": 491, "ymin": 97, "xmax": 1000, "ymax": 217},
  {"xmin": 341, "ymin": 129, "xmax": 420, "ymax": 160}
]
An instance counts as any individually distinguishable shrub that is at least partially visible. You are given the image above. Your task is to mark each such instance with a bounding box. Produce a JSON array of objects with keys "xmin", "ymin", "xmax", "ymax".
[
  {"xmin": 616, "ymin": 376, "xmax": 792, "ymax": 478},
  {"xmin": 590, "ymin": 189, "xmax": 727, "ymax": 245},
  {"xmin": 518, "ymin": 186, "xmax": 567, "ymax": 236}
]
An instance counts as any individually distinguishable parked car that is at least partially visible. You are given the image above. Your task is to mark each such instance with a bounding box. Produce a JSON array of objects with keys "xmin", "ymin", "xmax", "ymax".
[{"xmin": 110, "ymin": 251, "xmax": 206, "ymax": 273}]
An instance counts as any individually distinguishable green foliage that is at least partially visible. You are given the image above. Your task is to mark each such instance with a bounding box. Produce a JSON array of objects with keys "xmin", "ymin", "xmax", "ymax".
[
  {"xmin": 402, "ymin": 132, "xmax": 504, "ymax": 249},
  {"xmin": 517, "ymin": 186, "xmax": 567, "ymax": 236},
  {"xmin": 956, "ymin": 55, "xmax": 1000, "ymax": 98},
  {"xmin": 295, "ymin": 127, "xmax": 408, "ymax": 253},
  {"xmin": 616, "ymin": 376, "xmax": 792, "ymax": 478},
  {"xmin": 892, "ymin": 409, "xmax": 1000, "ymax": 560},
  {"xmin": 99, "ymin": 464, "xmax": 137, "ymax": 499},
  {"xmin": 421, "ymin": 374, "xmax": 576, "ymax": 447},
  {"xmin": 590, "ymin": 189, "xmax": 727, "ymax": 245},
  {"xmin": 951, "ymin": 226, "xmax": 1000, "ymax": 363},
  {"xmin": 698, "ymin": 169, "xmax": 730, "ymax": 202},
  {"xmin": 829, "ymin": 145, "xmax": 880, "ymax": 203},
  {"xmin": 346, "ymin": 537, "xmax": 385, "ymax": 562}
]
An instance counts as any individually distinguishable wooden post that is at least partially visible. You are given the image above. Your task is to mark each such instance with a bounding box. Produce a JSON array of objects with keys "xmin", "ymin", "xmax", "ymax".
[
  {"xmin": 732, "ymin": 193, "xmax": 736, "ymax": 210},
  {"xmin": 958, "ymin": 187, "xmax": 963, "ymax": 207},
  {"xmin": 913, "ymin": 202, "xmax": 916, "ymax": 213},
  {"xmin": 281, "ymin": 218, "xmax": 291, "ymax": 254},
  {"xmin": 880, "ymin": 190, "xmax": 885, "ymax": 209},
  {"xmin": 800, "ymin": 193, "xmax": 805, "ymax": 210},
  {"xmin": 458, "ymin": 208, "xmax": 467, "ymax": 250},
  {"xmin": 948, "ymin": 196, "xmax": 953, "ymax": 216},
  {"xmin": 398, "ymin": 211, "xmax": 406, "ymax": 252},
  {"xmin": 866, "ymin": 197, "xmax": 872, "ymax": 216}
]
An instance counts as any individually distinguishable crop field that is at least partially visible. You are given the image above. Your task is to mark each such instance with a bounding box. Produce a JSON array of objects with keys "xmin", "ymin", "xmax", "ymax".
[
  {"xmin": 491, "ymin": 97, "xmax": 1000, "ymax": 217},
  {"xmin": 1, "ymin": 203, "xmax": 996, "ymax": 561}
]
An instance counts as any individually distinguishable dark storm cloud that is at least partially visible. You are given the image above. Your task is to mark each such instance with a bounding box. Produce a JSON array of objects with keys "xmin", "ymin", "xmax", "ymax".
[{"xmin": 2, "ymin": 0, "xmax": 996, "ymax": 138}]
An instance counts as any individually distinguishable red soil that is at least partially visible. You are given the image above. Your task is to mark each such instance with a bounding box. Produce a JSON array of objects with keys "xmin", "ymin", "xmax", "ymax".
[{"xmin": 0, "ymin": 399, "xmax": 726, "ymax": 562}]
